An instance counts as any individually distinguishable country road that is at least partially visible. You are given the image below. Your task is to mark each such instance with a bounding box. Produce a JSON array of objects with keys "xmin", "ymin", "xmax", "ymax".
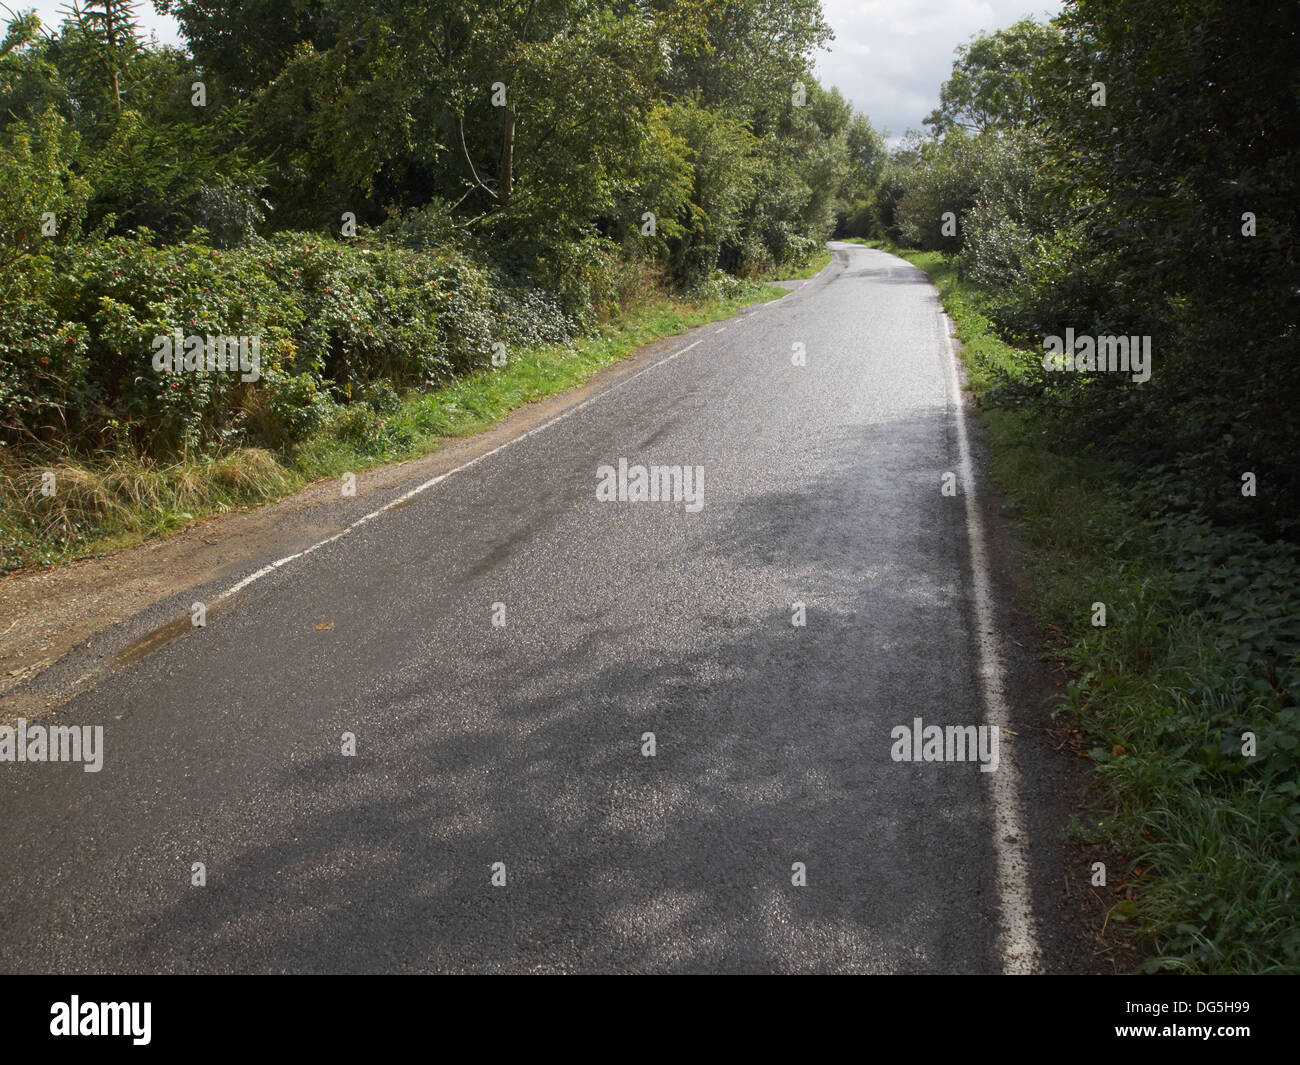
[{"xmin": 0, "ymin": 242, "xmax": 1088, "ymax": 974}]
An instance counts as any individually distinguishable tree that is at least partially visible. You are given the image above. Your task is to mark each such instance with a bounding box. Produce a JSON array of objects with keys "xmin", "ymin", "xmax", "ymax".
[
  {"xmin": 660, "ymin": 96, "xmax": 757, "ymax": 284},
  {"xmin": 658, "ymin": 0, "xmax": 833, "ymax": 125},
  {"xmin": 1037, "ymin": 0, "xmax": 1300, "ymax": 534},
  {"xmin": 924, "ymin": 18, "xmax": 1059, "ymax": 135},
  {"xmin": 58, "ymin": 0, "xmax": 141, "ymax": 113},
  {"xmin": 154, "ymin": 0, "xmax": 339, "ymax": 97},
  {"xmin": 834, "ymin": 111, "xmax": 886, "ymax": 236}
]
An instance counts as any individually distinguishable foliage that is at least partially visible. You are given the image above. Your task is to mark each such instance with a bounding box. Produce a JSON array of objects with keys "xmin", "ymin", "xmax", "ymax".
[
  {"xmin": 0, "ymin": 227, "xmax": 589, "ymax": 454},
  {"xmin": 887, "ymin": 0, "xmax": 1300, "ymax": 539},
  {"xmin": 924, "ymin": 17, "xmax": 1059, "ymax": 135}
]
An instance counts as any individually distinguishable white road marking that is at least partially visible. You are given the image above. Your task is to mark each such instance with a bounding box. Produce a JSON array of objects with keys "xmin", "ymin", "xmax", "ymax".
[
  {"xmin": 213, "ymin": 337, "xmax": 707, "ymax": 608},
  {"xmin": 937, "ymin": 291, "xmax": 1043, "ymax": 975}
]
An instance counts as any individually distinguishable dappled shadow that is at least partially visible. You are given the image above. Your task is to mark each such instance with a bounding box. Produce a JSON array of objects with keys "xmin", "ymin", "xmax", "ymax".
[
  {"xmin": 0, "ymin": 405, "xmax": 1063, "ymax": 974},
  {"xmin": 99, "ymin": 412, "xmax": 1004, "ymax": 973}
]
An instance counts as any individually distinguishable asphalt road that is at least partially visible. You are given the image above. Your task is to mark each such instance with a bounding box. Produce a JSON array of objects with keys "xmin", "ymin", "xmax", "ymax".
[{"xmin": 0, "ymin": 242, "xmax": 1077, "ymax": 973}]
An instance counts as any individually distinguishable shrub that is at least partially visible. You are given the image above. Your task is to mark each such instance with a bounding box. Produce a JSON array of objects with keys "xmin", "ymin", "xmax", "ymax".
[{"xmin": 0, "ymin": 227, "xmax": 589, "ymax": 457}]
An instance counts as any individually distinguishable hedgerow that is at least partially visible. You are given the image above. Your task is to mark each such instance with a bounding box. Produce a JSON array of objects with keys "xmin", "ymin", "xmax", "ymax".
[{"xmin": 0, "ymin": 228, "xmax": 588, "ymax": 456}]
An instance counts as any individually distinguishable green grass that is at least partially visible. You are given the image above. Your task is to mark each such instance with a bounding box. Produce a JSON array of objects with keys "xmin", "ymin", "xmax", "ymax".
[
  {"xmin": 890, "ymin": 245, "xmax": 1300, "ymax": 974},
  {"xmin": 0, "ymin": 283, "xmax": 785, "ymax": 574},
  {"xmin": 760, "ymin": 247, "xmax": 832, "ymax": 281}
]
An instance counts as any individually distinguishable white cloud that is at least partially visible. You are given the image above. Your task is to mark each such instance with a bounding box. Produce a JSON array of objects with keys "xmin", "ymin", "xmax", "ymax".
[{"xmin": 816, "ymin": 0, "xmax": 1065, "ymax": 140}]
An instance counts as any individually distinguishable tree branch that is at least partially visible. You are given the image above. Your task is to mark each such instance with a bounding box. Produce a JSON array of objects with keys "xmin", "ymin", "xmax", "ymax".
[{"xmin": 457, "ymin": 114, "xmax": 497, "ymax": 200}]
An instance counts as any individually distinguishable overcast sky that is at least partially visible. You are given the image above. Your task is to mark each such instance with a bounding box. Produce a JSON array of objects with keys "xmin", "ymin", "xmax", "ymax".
[
  {"xmin": 20, "ymin": 1, "xmax": 1064, "ymax": 138},
  {"xmin": 816, "ymin": 0, "xmax": 1064, "ymax": 137}
]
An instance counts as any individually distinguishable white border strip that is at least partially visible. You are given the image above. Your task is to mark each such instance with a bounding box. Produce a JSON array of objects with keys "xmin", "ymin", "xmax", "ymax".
[{"xmin": 939, "ymin": 304, "xmax": 1042, "ymax": 974}]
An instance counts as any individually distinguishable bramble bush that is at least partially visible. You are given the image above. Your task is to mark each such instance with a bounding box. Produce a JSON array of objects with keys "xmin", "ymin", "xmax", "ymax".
[{"xmin": 0, "ymin": 227, "xmax": 587, "ymax": 457}]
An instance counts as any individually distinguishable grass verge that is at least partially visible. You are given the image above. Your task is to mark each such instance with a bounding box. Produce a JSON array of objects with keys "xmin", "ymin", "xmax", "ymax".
[
  {"xmin": 759, "ymin": 247, "xmax": 832, "ymax": 281},
  {"xmin": 1, "ymin": 282, "xmax": 784, "ymax": 574},
  {"xmin": 889, "ymin": 244, "xmax": 1300, "ymax": 974}
]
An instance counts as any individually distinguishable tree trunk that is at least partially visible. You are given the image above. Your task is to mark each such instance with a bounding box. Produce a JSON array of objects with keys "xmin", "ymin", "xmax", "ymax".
[{"xmin": 498, "ymin": 108, "xmax": 516, "ymax": 206}]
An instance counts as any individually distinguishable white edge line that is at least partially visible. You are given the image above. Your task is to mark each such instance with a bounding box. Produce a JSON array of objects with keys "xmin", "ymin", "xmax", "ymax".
[
  {"xmin": 211, "ymin": 336, "xmax": 707, "ymax": 608},
  {"xmin": 940, "ymin": 305, "xmax": 1043, "ymax": 975}
]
